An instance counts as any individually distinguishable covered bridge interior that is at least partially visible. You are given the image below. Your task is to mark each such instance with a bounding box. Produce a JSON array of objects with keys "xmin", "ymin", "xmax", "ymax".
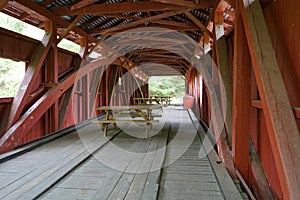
[{"xmin": 0, "ymin": 0, "xmax": 299, "ymax": 199}]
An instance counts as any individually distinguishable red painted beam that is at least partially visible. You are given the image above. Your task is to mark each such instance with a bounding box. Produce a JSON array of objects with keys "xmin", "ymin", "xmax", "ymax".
[
  {"xmin": 199, "ymin": 64, "xmax": 236, "ymax": 178},
  {"xmin": 252, "ymin": 100, "xmax": 300, "ymax": 120},
  {"xmin": 45, "ymin": 21, "xmax": 59, "ymax": 133},
  {"xmin": 0, "ymin": 97, "xmax": 13, "ymax": 104},
  {"xmin": 232, "ymin": 4, "xmax": 251, "ymax": 183},
  {"xmin": 250, "ymin": 100, "xmax": 263, "ymax": 109}
]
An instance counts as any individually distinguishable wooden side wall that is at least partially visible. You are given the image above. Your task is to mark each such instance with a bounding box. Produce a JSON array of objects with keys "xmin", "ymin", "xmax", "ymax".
[{"xmin": 186, "ymin": 0, "xmax": 300, "ymax": 198}]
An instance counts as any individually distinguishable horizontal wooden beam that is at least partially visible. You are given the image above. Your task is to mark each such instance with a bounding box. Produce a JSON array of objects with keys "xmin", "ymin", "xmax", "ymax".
[
  {"xmin": 250, "ymin": 99, "xmax": 263, "ymax": 109},
  {"xmin": 252, "ymin": 100, "xmax": 300, "ymax": 119},
  {"xmin": 93, "ymin": 14, "xmax": 199, "ymax": 31},
  {"xmin": 87, "ymin": 23, "xmax": 199, "ymax": 34},
  {"xmin": 99, "ymin": 11, "xmax": 183, "ymax": 35},
  {"xmin": 0, "ymin": 97, "xmax": 13, "ymax": 104},
  {"xmin": 41, "ymin": 0, "xmax": 56, "ymax": 7},
  {"xmin": 153, "ymin": 21, "xmax": 199, "ymax": 30},
  {"xmin": 133, "ymin": 56, "xmax": 184, "ymax": 61},
  {"xmin": 51, "ymin": 1, "xmax": 215, "ymax": 16},
  {"xmin": 151, "ymin": 0, "xmax": 215, "ymax": 7},
  {"xmin": 9, "ymin": 1, "xmax": 48, "ymax": 21},
  {"xmin": 71, "ymin": 0, "xmax": 97, "ymax": 10}
]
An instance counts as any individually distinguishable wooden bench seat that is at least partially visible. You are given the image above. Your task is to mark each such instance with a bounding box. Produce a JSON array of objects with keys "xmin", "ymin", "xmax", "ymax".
[
  {"xmin": 116, "ymin": 112, "xmax": 162, "ymax": 118},
  {"xmin": 93, "ymin": 119, "xmax": 159, "ymax": 137},
  {"xmin": 93, "ymin": 119, "xmax": 159, "ymax": 124}
]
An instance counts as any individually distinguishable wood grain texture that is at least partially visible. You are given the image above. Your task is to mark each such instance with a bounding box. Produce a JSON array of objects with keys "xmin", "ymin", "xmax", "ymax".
[{"xmin": 240, "ymin": 0, "xmax": 300, "ymax": 198}]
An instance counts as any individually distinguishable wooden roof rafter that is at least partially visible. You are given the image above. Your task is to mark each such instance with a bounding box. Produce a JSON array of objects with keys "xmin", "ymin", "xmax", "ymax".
[
  {"xmin": 57, "ymin": 14, "xmax": 84, "ymax": 43},
  {"xmin": 84, "ymin": 13, "xmax": 200, "ymax": 31},
  {"xmin": 133, "ymin": 58, "xmax": 187, "ymax": 64},
  {"xmin": 133, "ymin": 55, "xmax": 185, "ymax": 61},
  {"xmin": 71, "ymin": 0, "xmax": 98, "ymax": 10},
  {"xmin": 98, "ymin": 10, "xmax": 183, "ymax": 35},
  {"xmin": 51, "ymin": 1, "xmax": 215, "ymax": 16},
  {"xmin": 183, "ymin": 9, "xmax": 213, "ymax": 38},
  {"xmin": 89, "ymin": 24, "xmax": 201, "ymax": 36},
  {"xmin": 150, "ymin": 0, "xmax": 213, "ymax": 7}
]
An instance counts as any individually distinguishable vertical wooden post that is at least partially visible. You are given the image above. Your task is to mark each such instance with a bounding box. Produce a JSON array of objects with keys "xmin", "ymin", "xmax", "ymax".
[
  {"xmin": 76, "ymin": 79, "xmax": 82, "ymax": 122},
  {"xmin": 232, "ymin": 3, "xmax": 251, "ymax": 182},
  {"xmin": 58, "ymin": 56, "xmax": 81, "ymax": 128},
  {"xmin": 214, "ymin": 10, "xmax": 233, "ymax": 147},
  {"xmin": 208, "ymin": 6, "xmax": 236, "ymax": 178},
  {"xmin": 79, "ymin": 38, "xmax": 89, "ymax": 120},
  {"xmin": 214, "ymin": 11, "xmax": 225, "ymax": 40},
  {"xmin": 215, "ymin": 39, "xmax": 233, "ymax": 148},
  {"xmin": 81, "ymin": 74, "xmax": 89, "ymax": 120},
  {"xmin": 105, "ymin": 67, "xmax": 109, "ymax": 106},
  {"xmin": 89, "ymin": 68, "xmax": 102, "ymax": 117},
  {"xmin": 203, "ymin": 32, "xmax": 211, "ymax": 54},
  {"xmin": 240, "ymin": 0, "xmax": 300, "ymax": 198},
  {"xmin": 45, "ymin": 20, "xmax": 59, "ymax": 133},
  {"xmin": 79, "ymin": 38, "xmax": 88, "ymax": 62}
]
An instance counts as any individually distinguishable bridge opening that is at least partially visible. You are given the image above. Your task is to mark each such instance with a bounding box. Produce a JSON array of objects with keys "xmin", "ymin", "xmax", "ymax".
[{"xmin": 148, "ymin": 75, "xmax": 185, "ymax": 106}]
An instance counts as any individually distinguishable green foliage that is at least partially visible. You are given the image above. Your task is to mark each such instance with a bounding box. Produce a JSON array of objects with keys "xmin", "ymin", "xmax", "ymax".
[
  {"xmin": 0, "ymin": 13, "xmax": 27, "ymax": 34},
  {"xmin": 0, "ymin": 59, "xmax": 25, "ymax": 97},
  {"xmin": 149, "ymin": 76, "xmax": 185, "ymax": 104},
  {"xmin": 58, "ymin": 39, "xmax": 81, "ymax": 53}
]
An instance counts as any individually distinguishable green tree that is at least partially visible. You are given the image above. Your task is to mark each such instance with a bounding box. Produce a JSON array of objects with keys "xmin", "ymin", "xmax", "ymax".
[
  {"xmin": 0, "ymin": 59, "xmax": 25, "ymax": 97},
  {"xmin": 149, "ymin": 76, "xmax": 185, "ymax": 104},
  {"xmin": 0, "ymin": 13, "xmax": 26, "ymax": 34}
]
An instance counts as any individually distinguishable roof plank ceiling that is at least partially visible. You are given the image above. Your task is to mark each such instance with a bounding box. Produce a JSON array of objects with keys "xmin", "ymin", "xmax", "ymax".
[{"xmin": 1, "ymin": 0, "xmax": 235, "ymax": 76}]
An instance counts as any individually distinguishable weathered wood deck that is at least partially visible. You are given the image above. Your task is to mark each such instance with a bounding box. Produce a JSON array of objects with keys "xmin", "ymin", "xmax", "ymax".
[{"xmin": 0, "ymin": 108, "xmax": 242, "ymax": 200}]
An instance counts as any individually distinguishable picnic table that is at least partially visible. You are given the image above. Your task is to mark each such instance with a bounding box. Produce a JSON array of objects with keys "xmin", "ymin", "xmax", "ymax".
[
  {"xmin": 95, "ymin": 104, "xmax": 161, "ymax": 137},
  {"xmin": 133, "ymin": 97, "xmax": 171, "ymax": 107}
]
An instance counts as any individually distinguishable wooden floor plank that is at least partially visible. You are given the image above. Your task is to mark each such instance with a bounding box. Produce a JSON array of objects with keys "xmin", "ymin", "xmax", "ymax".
[
  {"xmin": 125, "ymin": 126, "xmax": 169, "ymax": 199},
  {"xmin": 41, "ymin": 188, "xmax": 98, "ymax": 200}
]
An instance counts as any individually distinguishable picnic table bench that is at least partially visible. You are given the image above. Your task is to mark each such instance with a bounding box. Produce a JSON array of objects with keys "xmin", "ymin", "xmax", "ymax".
[
  {"xmin": 133, "ymin": 97, "xmax": 171, "ymax": 107},
  {"xmin": 95, "ymin": 104, "xmax": 161, "ymax": 137}
]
